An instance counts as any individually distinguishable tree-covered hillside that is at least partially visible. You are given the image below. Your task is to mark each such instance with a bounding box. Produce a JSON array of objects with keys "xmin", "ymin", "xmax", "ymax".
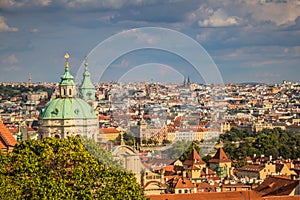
[{"xmin": 220, "ymin": 127, "xmax": 300, "ymax": 164}]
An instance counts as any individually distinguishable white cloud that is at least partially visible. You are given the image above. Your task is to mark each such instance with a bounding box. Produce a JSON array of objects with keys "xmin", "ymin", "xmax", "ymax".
[
  {"xmin": 113, "ymin": 59, "xmax": 129, "ymax": 68},
  {"xmin": 66, "ymin": 0, "xmax": 160, "ymax": 10},
  {"xmin": 2, "ymin": 66, "xmax": 21, "ymax": 72},
  {"xmin": 248, "ymin": 59, "xmax": 286, "ymax": 68},
  {"xmin": 121, "ymin": 29, "xmax": 159, "ymax": 44},
  {"xmin": 0, "ymin": 0, "xmax": 14, "ymax": 8},
  {"xmin": 0, "ymin": 0, "xmax": 51, "ymax": 8},
  {"xmin": 244, "ymin": 0, "xmax": 300, "ymax": 26},
  {"xmin": 2, "ymin": 54, "xmax": 18, "ymax": 64},
  {"xmin": 0, "ymin": 16, "xmax": 18, "ymax": 32},
  {"xmin": 30, "ymin": 28, "xmax": 39, "ymax": 33},
  {"xmin": 198, "ymin": 9, "xmax": 240, "ymax": 27}
]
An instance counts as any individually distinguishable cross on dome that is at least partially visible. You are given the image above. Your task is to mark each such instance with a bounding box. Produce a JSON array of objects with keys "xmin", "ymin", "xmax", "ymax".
[{"xmin": 65, "ymin": 53, "xmax": 70, "ymax": 68}]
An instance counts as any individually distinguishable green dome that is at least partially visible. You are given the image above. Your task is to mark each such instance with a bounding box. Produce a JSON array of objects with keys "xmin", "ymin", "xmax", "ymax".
[{"xmin": 39, "ymin": 97, "xmax": 97, "ymax": 120}]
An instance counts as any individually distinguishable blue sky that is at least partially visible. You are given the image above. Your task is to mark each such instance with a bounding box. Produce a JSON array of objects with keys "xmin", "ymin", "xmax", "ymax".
[{"xmin": 0, "ymin": 0, "xmax": 299, "ymax": 84}]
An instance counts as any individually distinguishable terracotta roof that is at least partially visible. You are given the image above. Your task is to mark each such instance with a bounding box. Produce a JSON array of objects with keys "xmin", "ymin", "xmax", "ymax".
[
  {"xmin": 143, "ymin": 180, "xmax": 166, "ymax": 189},
  {"xmin": 196, "ymin": 182, "xmax": 215, "ymax": 192},
  {"xmin": 264, "ymin": 196, "xmax": 300, "ymax": 200},
  {"xmin": 164, "ymin": 165, "xmax": 175, "ymax": 172},
  {"xmin": 0, "ymin": 140, "xmax": 6, "ymax": 149},
  {"xmin": 0, "ymin": 120, "xmax": 18, "ymax": 148},
  {"xmin": 174, "ymin": 177, "xmax": 196, "ymax": 189},
  {"xmin": 254, "ymin": 176, "xmax": 299, "ymax": 197},
  {"xmin": 99, "ymin": 127, "xmax": 120, "ymax": 134},
  {"xmin": 183, "ymin": 149, "xmax": 206, "ymax": 166},
  {"xmin": 147, "ymin": 191, "xmax": 263, "ymax": 200},
  {"xmin": 200, "ymin": 167, "xmax": 218, "ymax": 177},
  {"xmin": 209, "ymin": 148, "xmax": 231, "ymax": 163},
  {"xmin": 98, "ymin": 115, "xmax": 111, "ymax": 120},
  {"xmin": 187, "ymin": 165, "xmax": 200, "ymax": 170},
  {"xmin": 238, "ymin": 164, "xmax": 265, "ymax": 172}
]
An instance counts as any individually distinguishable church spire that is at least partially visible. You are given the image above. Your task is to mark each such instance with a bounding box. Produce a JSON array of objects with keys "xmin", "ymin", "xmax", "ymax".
[
  {"xmin": 65, "ymin": 53, "xmax": 70, "ymax": 68},
  {"xmin": 79, "ymin": 56, "xmax": 96, "ymax": 102},
  {"xmin": 16, "ymin": 121, "xmax": 22, "ymax": 143},
  {"xmin": 59, "ymin": 53, "xmax": 76, "ymax": 98}
]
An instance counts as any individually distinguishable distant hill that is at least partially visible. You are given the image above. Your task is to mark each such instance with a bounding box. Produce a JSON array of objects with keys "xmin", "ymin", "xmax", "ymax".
[{"xmin": 240, "ymin": 82, "xmax": 264, "ymax": 85}]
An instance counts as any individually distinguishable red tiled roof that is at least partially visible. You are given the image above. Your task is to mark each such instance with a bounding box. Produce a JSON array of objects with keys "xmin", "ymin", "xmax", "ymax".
[
  {"xmin": 183, "ymin": 149, "xmax": 206, "ymax": 166},
  {"xmin": 143, "ymin": 180, "xmax": 166, "ymax": 189},
  {"xmin": 174, "ymin": 177, "xmax": 196, "ymax": 189},
  {"xmin": 147, "ymin": 191, "xmax": 263, "ymax": 200},
  {"xmin": 99, "ymin": 127, "xmax": 120, "ymax": 134},
  {"xmin": 98, "ymin": 115, "xmax": 111, "ymax": 120},
  {"xmin": 196, "ymin": 182, "xmax": 215, "ymax": 192},
  {"xmin": 238, "ymin": 164, "xmax": 265, "ymax": 172},
  {"xmin": 200, "ymin": 167, "xmax": 218, "ymax": 177},
  {"xmin": 0, "ymin": 121, "xmax": 18, "ymax": 148},
  {"xmin": 254, "ymin": 176, "xmax": 299, "ymax": 197},
  {"xmin": 164, "ymin": 165, "xmax": 175, "ymax": 172},
  {"xmin": 209, "ymin": 148, "xmax": 231, "ymax": 163},
  {"xmin": 0, "ymin": 140, "xmax": 6, "ymax": 149},
  {"xmin": 264, "ymin": 196, "xmax": 300, "ymax": 200},
  {"xmin": 187, "ymin": 165, "xmax": 200, "ymax": 170}
]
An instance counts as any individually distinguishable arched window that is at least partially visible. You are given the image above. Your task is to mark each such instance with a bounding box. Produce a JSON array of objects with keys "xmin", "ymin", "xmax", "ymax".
[
  {"xmin": 63, "ymin": 88, "xmax": 66, "ymax": 96},
  {"xmin": 69, "ymin": 89, "xmax": 72, "ymax": 96}
]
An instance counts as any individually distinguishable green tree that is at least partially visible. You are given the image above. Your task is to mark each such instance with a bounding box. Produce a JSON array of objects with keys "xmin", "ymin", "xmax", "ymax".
[
  {"xmin": 164, "ymin": 141, "xmax": 203, "ymax": 161},
  {"xmin": 0, "ymin": 137, "xmax": 146, "ymax": 199}
]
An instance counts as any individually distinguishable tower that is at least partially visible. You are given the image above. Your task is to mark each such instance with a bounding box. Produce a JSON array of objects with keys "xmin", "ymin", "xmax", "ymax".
[
  {"xmin": 59, "ymin": 53, "xmax": 77, "ymax": 98},
  {"xmin": 79, "ymin": 56, "xmax": 97, "ymax": 109},
  {"xmin": 38, "ymin": 53, "xmax": 98, "ymax": 141}
]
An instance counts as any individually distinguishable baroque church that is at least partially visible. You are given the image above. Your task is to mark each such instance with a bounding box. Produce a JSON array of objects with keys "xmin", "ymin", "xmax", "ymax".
[{"xmin": 38, "ymin": 53, "xmax": 98, "ymax": 141}]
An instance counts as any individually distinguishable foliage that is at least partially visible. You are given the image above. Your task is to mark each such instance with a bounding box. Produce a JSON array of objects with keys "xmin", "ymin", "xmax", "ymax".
[
  {"xmin": 0, "ymin": 84, "xmax": 54, "ymax": 100},
  {"xmin": 0, "ymin": 137, "xmax": 146, "ymax": 199},
  {"xmin": 164, "ymin": 141, "xmax": 203, "ymax": 161},
  {"xmin": 81, "ymin": 136, "xmax": 123, "ymax": 170},
  {"xmin": 114, "ymin": 131, "xmax": 135, "ymax": 146},
  {"xmin": 221, "ymin": 127, "xmax": 300, "ymax": 162},
  {"xmin": 202, "ymin": 154, "xmax": 212, "ymax": 163}
]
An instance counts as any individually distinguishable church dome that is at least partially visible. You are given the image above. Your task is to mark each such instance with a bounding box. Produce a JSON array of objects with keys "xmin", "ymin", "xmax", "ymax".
[
  {"xmin": 38, "ymin": 53, "xmax": 98, "ymax": 141},
  {"xmin": 39, "ymin": 97, "xmax": 96, "ymax": 120}
]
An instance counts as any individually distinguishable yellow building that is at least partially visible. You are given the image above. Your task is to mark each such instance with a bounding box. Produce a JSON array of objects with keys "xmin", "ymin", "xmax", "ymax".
[
  {"xmin": 209, "ymin": 148, "xmax": 232, "ymax": 178},
  {"xmin": 98, "ymin": 127, "xmax": 120, "ymax": 142},
  {"xmin": 183, "ymin": 149, "xmax": 206, "ymax": 170},
  {"xmin": 236, "ymin": 163, "xmax": 276, "ymax": 182},
  {"xmin": 276, "ymin": 163, "xmax": 297, "ymax": 177}
]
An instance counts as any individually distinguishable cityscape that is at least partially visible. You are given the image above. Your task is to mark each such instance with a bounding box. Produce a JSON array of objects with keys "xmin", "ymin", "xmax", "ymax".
[
  {"xmin": 0, "ymin": 53, "xmax": 300, "ymax": 199},
  {"xmin": 1, "ymin": 0, "xmax": 300, "ymax": 199}
]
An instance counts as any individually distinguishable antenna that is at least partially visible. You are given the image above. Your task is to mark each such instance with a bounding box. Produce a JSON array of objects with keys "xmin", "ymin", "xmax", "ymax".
[{"xmin": 28, "ymin": 73, "xmax": 32, "ymax": 85}]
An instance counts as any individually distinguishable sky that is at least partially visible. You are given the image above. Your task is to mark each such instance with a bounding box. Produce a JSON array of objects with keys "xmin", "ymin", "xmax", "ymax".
[{"xmin": 0, "ymin": 0, "xmax": 300, "ymax": 84}]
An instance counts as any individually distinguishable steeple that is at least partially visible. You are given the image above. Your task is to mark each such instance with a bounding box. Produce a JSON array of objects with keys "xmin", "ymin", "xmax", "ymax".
[
  {"xmin": 79, "ymin": 56, "xmax": 96, "ymax": 102},
  {"xmin": 16, "ymin": 121, "xmax": 22, "ymax": 143},
  {"xmin": 59, "ymin": 53, "xmax": 76, "ymax": 98}
]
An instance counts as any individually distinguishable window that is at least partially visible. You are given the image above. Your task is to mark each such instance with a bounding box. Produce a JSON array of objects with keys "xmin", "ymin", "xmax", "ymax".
[{"xmin": 69, "ymin": 89, "xmax": 72, "ymax": 95}]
